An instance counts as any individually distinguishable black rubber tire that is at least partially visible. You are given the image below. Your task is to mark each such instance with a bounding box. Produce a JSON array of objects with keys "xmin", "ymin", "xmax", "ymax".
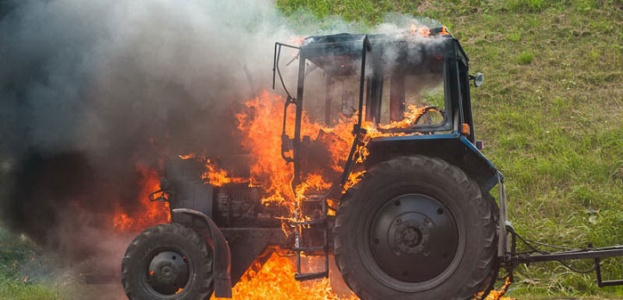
[
  {"xmin": 121, "ymin": 223, "xmax": 214, "ymax": 300},
  {"xmin": 334, "ymin": 156, "xmax": 497, "ymax": 300}
]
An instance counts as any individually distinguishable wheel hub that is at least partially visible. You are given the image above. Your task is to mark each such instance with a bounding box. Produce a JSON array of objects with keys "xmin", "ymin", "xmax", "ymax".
[
  {"xmin": 147, "ymin": 251, "xmax": 189, "ymax": 295},
  {"xmin": 393, "ymin": 220, "xmax": 428, "ymax": 254},
  {"xmin": 369, "ymin": 193, "xmax": 459, "ymax": 283}
]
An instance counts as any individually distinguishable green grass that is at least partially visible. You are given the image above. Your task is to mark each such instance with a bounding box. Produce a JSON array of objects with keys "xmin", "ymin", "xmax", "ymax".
[
  {"xmin": 517, "ymin": 51, "xmax": 534, "ymax": 64},
  {"xmin": 0, "ymin": 228, "xmax": 64, "ymax": 300},
  {"xmin": 276, "ymin": 0, "xmax": 623, "ymax": 298}
]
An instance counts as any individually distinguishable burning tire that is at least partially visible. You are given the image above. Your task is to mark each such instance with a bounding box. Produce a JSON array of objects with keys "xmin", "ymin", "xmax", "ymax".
[
  {"xmin": 334, "ymin": 156, "xmax": 497, "ymax": 300},
  {"xmin": 121, "ymin": 223, "xmax": 213, "ymax": 300}
]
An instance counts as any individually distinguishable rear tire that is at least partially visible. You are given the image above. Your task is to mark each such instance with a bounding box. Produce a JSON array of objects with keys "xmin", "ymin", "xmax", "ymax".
[
  {"xmin": 334, "ymin": 156, "xmax": 497, "ymax": 300},
  {"xmin": 121, "ymin": 223, "xmax": 214, "ymax": 300}
]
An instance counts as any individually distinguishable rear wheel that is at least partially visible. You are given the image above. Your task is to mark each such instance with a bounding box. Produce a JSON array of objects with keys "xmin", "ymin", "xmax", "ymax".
[
  {"xmin": 334, "ymin": 156, "xmax": 497, "ymax": 300},
  {"xmin": 121, "ymin": 223, "xmax": 214, "ymax": 300}
]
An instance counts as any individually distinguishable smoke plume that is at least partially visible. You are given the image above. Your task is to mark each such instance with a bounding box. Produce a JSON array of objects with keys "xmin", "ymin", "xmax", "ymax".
[{"xmin": 0, "ymin": 0, "xmax": 296, "ymax": 260}]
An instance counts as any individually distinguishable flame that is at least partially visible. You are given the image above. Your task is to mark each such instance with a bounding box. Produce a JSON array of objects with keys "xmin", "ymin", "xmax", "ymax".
[
  {"xmin": 474, "ymin": 277, "xmax": 515, "ymax": 300},
  {"xmin": 236, "ymin": 91, "xmax": 298, "ymax": 206},
  {"xmin": 363, "ymin": 104, "xmax": 429, "ymax": 138},
  {"xmin": 234, "ymin": 90, "xmax": 438, "ymax": 208},
  {"xmin": 409, "ymin": 23, "xmax": 431, "ymax": 37},
  {"xmin": 178, "ymin": 153, "xmax": 196, "ymax": 160},
  {"xmin": 216, "ymin": 253, "xmax": 513, "ymax": 300},
  {"xmin": 112, "ymin": 165, "xmax": 170, "ymax": 232},
  {"xmin": 288, "ymin": 35, "xmax": 306, "ymax": 46},
  {"xmin": 235, "ymin": 91, "xmax": 353, "ymax": 206},
  {"xmin": 343, "ymin": 170, "xmax": 365, "ymax": 193},
  {"xmin": 202, "ymin": 159, "xmax": 247, "ymax": 187},
  {"xmin": 294, "ymin": 173, "xmax": 332, "ymax": 197},
  {"xmin": 212, "ymin": 253, "xmax": 357, "ymax": 300}
]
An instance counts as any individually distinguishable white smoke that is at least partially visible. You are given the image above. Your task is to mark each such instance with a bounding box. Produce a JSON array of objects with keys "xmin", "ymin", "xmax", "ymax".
[{"xmin": 0, "ymin": 0, "xmax": 302, "ymax": 282}]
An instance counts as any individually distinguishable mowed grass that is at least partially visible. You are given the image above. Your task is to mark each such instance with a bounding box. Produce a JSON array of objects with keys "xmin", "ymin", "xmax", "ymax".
[{"xmin": 277, "ymin": 0, "xmax": 623, "ymax": 298}]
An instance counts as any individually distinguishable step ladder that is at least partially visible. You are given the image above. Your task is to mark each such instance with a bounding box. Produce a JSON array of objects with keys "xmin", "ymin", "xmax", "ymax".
[{"xmin": 291, "ymin": 197, "xmax": 330, "ymax": 281}]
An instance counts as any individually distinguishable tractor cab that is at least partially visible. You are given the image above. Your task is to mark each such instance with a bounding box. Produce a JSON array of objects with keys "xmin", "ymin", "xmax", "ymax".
[
  {"xmin": 274, "ymin": 28, "xmax": 497, "ymax": 192},
  {"xmin": 300, "ymin": 30, "xmax": 454, "ymax": 132}
]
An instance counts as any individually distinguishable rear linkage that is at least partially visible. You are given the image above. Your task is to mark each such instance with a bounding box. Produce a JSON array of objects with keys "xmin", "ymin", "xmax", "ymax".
[{"xmin": 488, "ymin": 178, "xmax": 623, "ymax": 299}]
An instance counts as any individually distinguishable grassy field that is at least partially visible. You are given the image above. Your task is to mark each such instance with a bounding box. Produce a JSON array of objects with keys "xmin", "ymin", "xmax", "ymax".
[
  {"xmin": 2, "ymin": 0, "xmax": 623, "ymax": 299},
  {"xmin": 0, "ymin": 228, "xmax": 64, "ymax": 300}
]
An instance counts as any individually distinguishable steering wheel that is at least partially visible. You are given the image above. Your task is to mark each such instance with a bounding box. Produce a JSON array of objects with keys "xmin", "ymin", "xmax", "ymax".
[{"xmin": 413, "ymin": 106, "xmax": 446, "ymax": 125}]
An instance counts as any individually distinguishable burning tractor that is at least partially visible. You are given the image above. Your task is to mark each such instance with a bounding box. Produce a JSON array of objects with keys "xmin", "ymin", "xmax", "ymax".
[{"xmin": 121, "ymin": 26, "xmax": 623, "ymax": 300}]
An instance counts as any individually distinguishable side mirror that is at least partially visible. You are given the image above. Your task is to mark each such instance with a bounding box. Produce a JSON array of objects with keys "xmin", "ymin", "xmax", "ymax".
[{"xmin": 469, "ymin": 73, "xmax": 484, "ymax": 87}]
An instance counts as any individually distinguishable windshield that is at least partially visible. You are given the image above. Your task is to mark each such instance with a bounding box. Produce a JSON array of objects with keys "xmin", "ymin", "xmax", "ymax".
[
  {"xmin": 301, "ymin": 61, "xmax": 362, "ymax": 126},
  {"xmin": 376, "ymin": 68, "xmax": 447, "ymax": 128},
  {"xmin": 369, "ymin": 37, "xmax": 450, "ymax": 132}
]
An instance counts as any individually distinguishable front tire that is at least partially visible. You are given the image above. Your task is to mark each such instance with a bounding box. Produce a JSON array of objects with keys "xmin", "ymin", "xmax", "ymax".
[
  {"xmin": 121, "ymin": 223, "xmax": 214, "ymax": 300},
  {"xmin": 334, "ymin": 156, "xmax": 497, "ymax": 300}
]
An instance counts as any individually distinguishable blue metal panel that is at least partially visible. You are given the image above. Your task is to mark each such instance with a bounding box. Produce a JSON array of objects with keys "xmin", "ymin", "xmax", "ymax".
[
  {"xmin": 366, "ymin": 134, "xmax": 501, "ymax": 191},
  {"xmin": 372, "ymin": 132, "xmax": 461, "ymax": 142}
]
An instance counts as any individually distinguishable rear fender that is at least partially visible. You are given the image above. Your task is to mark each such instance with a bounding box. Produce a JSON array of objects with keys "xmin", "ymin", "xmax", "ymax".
[{"xmin": 365, "ymin": 133, "xmax": 501, "ymax": 191}]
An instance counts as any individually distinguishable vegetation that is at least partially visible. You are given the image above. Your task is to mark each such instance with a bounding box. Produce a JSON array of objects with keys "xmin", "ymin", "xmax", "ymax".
[
  {"xmin": 0, "ymin": 228, "xmax": 63, "ymax": 300},
  {"xmin": 277, "ymin": 0, "xmax": 623, "ymax": 298}
]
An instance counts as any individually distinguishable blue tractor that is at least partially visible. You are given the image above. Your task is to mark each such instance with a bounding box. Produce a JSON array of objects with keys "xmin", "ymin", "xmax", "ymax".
[{"xmin": 120, "ymin": 28, "xmax": 623, "ymax": 300}]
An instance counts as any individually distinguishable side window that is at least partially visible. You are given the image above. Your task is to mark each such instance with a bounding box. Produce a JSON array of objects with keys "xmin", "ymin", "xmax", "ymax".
[
  {"xmin": 457, "ymin": 60, "xmax": 475, "ymax": 141},
  {"xmin": 458, "ymin": 61, "xmax": 470, "ymax": 111}
]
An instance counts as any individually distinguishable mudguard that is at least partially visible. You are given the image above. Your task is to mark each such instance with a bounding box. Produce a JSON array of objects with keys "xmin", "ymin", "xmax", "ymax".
[{"xmin": 365, "ymin": 133, "xmax": 501, "ymax": 191}]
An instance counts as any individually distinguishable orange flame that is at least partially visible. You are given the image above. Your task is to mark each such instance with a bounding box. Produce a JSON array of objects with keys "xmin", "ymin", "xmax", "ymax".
[
  {"xmin": 112, "ymin": 165, "xmax": 170, "ymax": 232},
  {"xmin": 178, "ymin": 153, "xmax": 196, "ymax": 160},
  {"xmin": 212, "ymin": 253, "xmax": 357, "ymax": 300},
  {"xmin": 474, "ymin": 277, "xmax": 515, "ymax": 300},
  {"xmin": 409, "ymin": 23, "xmax": 431, "ymax": 37},
  {"xmin": 236, "ymin": 91, "xmax": 298, "ymax": 206},
  {"xmin": 202, "ymin": 159, "xmax": 247, "ymax": 187},
  {"xmin": 213, "ymin": 253, "xmax": 514, "ymax": 300},
  {"xmin": 343, "ymin": 170, "xmax": 365, "ymax": 193},
  {"xmin": 235, "ymin": 91, "xmax": 354, "ymax": 206},
  {"xmin": 288, "ymin": 35, "xmax": 306, "ymax": 47},
  {"xmin": 235, "ymin": 90, "xmax": 438, "ymax": 207},
  {"xmin": 364, "ymin": 104, "xmax": 429, "ymax": 138}
]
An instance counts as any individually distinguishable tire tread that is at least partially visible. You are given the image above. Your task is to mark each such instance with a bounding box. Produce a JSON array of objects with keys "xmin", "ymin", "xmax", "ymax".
[{"xmin": 121, "ymin": 223, "xmax": 213, "ymax": 300}]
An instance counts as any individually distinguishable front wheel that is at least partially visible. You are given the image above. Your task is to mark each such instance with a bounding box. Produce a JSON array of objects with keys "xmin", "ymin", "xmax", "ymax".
[
  {"xmin": 334, "ymin": 156, "xmax": 497, "ymax": 300},
  {"xmin": 121, "ymin": 223, "xmax": 214, "ymax": 300}
]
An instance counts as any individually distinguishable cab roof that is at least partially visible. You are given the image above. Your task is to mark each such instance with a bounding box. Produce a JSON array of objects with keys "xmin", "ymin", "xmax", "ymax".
[{"xmin": 299, "ymin": 28, "xmax": 468, "ymax": 76}]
